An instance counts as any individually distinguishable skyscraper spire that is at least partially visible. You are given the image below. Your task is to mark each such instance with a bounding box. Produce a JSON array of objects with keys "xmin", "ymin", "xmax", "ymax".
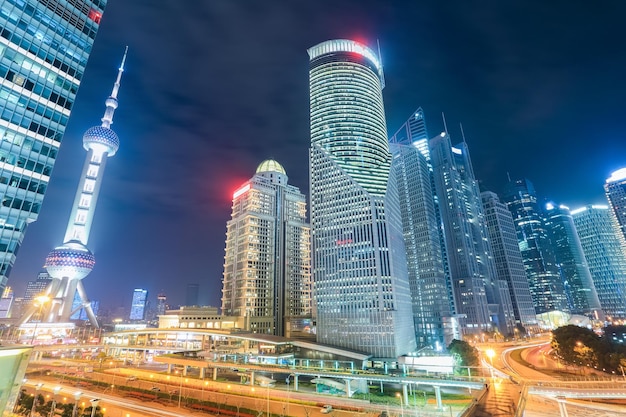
[{"xmin": 102, "ymin": 46, "xmax": 127, "ymax": 128}]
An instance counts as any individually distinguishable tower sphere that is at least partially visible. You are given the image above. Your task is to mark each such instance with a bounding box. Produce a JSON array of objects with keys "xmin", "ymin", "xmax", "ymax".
[
  {"xmin": 256, "ymin": 159, "xmax": 286, "ymax": 175},
  {"xmin": 83, "ymin": 125, "xmax": 119, "ymax": 156},
  {"xmin": 44, "ymin": 240, "xmax": 95, "ymax": 280}
]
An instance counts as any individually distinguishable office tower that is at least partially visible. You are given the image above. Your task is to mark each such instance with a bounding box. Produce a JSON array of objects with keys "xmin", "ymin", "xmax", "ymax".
[
  {"xmin": 605, "ymin": 168, "xmax": 626, "ymax": 242},
  {"xmin": 18, "ymin": 49, "xmax": 127, "ymax": 328},
  {"xmin": 222, "ymin": 159, "xmax": 312, "ymax": 337},
  {"xmin": 308, "ymin": 39, "xmax": 416, "ymax": 357},
  {"xmin": 0, "ymin": 286, "xmax": 13, "ymax": 318},
  {"xmin": 185, "ymin": 283, "xmax": 199, "ymax": 306},
  {"xmin": 430, "ymin": 132, "xmax": 506, "ymax": 335},
  {"xmin": 503, "ymin": 179, "xmax": 568, "ymax": 314},
  {"xmin": 389, "ymin": 110, "xmax": 452, "ymax": 349},
  {"xmin": 571, "ymin": 205, "xmax": 626, "ymax": 318},
  {"xmin": 481, "ymin": 191, "xmax": 537, "ymax": 332},
  {"xmin": 23, "ymin": 271, "xmax": 52, "ymax": 302},
  {"xmin": 0, "ymin": 1, "xmax": 108, "ymax": 296},
  {"xmin": 156, "ymin": 293, "xmax": 167, "ymax": 317},
  {"xmin": 544, "ymin": 204, "xmax": 602, "ymax": 317},
  {"xmin": 130, "ymin": 289, "xmax": 148, "ymax": 320}
]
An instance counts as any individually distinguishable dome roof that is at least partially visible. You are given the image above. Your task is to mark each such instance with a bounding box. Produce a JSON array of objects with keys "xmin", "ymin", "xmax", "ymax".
[
  {"xmin": 83, "ymin": 125, "xmax": 119, "ymax": 155},
  {"xmin": 44, "ymin": 240, "xmax": 95, "ymax": 280},
  {"xmin": 256, "ymin": 159, "xmax": 286, "ymax": 175}
]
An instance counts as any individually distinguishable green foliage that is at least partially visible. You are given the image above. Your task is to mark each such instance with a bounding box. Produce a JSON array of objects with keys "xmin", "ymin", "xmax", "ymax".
[
  {"xmin": 551, "ymin": 325, "xmax": 626, "ymax": 373},
  {"xmin": 447, "ymin": 339, "xmax": 479, "ymax": 367}
]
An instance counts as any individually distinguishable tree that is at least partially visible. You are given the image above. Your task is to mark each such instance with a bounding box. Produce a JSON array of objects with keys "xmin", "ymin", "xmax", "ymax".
[{"xmin": 447, "ymin": 339, "xmax": 479, "ymax": 367}]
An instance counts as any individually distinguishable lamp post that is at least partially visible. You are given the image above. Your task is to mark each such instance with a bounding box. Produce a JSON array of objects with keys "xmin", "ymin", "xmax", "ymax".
[
  {"xmin": 396, "ymin": 393, "xmax": 404, "ymax": 417},
  {"xmin": 49, "ymin": 386, "xmax": 61, "ymax": 417},
  {"xmin": 31, "ymin": 295, "xmax": 50, "ymax": 345},
  {"xmin": 30, "ymin": 383, "xmax": 43, "ymax": 417},
  {"xmin": 485, "ymin": 349, "xmax": 495, "ymax": 379},
  {"xmin": 72, "ymin": 392, "xmax": 82, "ymax": 417},
  {"xmin": 89, "ymin": 399, "xmax": 100, "ymax": 417}
]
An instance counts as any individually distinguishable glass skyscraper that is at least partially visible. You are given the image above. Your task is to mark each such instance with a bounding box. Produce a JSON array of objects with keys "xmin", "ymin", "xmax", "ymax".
[
  {"xmin": 605, "ymin": 168, "xmax": 626, "ymax": 243},
  {"xmin": 503, "ymin": 179, "xmax": 568, "ymax": 314},
  {"xmin": 129, "ymin": 288, "xmax": 148, "ymax": 321},
  {"xmin": 221, "ymin": 159, "xmax": 312, "ymax": 338},
  {"xmin": 0, "ymin": 0, "xmax": 107, "ymax": 295},
  {"xmin": 544, "ymin": 204, "xmax": 602, "ymax": 317},
  {"xmin": 308, "ymin": 39, "xmax": 416, "ymax": 357},
  {"xmin": 571, "ymin": 204, "xmax": 626, "ymax": 319},
  {"xmin": 389, "ymin": 110, "xmax": 452, "ymax": 349}
]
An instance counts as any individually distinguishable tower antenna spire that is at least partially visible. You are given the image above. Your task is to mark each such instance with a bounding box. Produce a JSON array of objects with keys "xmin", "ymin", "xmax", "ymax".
[
  {"xmin": 376, "ymin": 39, "xmax": 385, "ymax": 88},
  {"xmin": 102, "ymin": 46, "xmax": 128, "ymax": 128},
  {"xmin": 460, "ymin": 122, "xmax": 467, "ymax": 144},
  {"xmin": 442, "ymin": 112, "xmax": 449, "ymax": 135}
]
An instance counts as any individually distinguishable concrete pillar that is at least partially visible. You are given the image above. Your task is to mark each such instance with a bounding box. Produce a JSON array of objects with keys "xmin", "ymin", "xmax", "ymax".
[
  {"xmin": 250, "ymin": 371, "xmax": 255, "ymax": 386},
  {"xmin": 556, "ymin": 397, "xmax": 569, "ymax": 417},
  {"xmin": 294, "ymin": 375, "xmax": 299, "ymax": 391},
  {"xmin": 434, "ymin": 385, "xmax": 442, "ymax": 410},
  {"xmin": 183, "ymin": 365, "xmax": 188, "ymax": 376},
  {"xmin": 213, "ymin": 367, "xmax": 218, "ymax": 381},
  {"xmin": 402, "ymin": 384, "xmax": 408, "ymax": 405},
  {"xmin": 345, "ymin": 380, "xmax": 351, "ymax": 398},
  {"xmin": 200, "ymin": 367, "xmax": 205, "ymax": 379},
  {"xmin": 167, "ymin": 363, "xmax": 172, "ymax": 373}
]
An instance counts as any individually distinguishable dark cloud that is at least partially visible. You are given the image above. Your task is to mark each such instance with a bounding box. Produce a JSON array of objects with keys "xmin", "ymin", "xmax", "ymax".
[{"xmin": 8, "ymin": 1, "xmax": 626, "ymax": 311}]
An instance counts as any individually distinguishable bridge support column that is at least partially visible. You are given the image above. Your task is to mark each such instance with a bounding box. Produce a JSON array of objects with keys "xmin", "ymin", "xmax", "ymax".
[
  {"xmin": 183, "ymin": 365, "xmax": 188, "ymax": 376},
  {"xmin": 250, "ymin": 371, "xmax": 255, "ymax": 386},
  {"xmin": 402, "ymin": 384, "xmax": 408, "ymax": 405},
  {"xmin": 213, "ymin": 367, "xmax": 218, "ymax": 381},
  {"xmin": 434, "ymin": 385, "xmax": 442, "ymax": 410},
  {"xmin": 344, "ymin": 380, "xmax": 351, "ymax": 398},
  {"xmin": 294, "ymin": 375, "xmax": 298, "ymax": 391},
  {"xmin": 556, "ymin": 397, "xmax": 569, "ymax": 417},
  {"xmin": 200, "ymin": 367, "xmax": 205, "ymax": 379},
  {"xmin": 167, "ymin": 364, "xmax": 172, "ymax": 374}
]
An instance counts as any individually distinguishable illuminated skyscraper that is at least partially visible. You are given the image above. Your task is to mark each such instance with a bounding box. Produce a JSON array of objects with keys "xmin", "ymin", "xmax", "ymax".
[
  {"xmin": 308, "ymin": 39, "xmax": 416, "ymax": 357},
  {"xmin": 23, "ymin": 271, "xmax": 51, "ymax": 302},
  {"xmin": 503, "ymin": 179, "xmax": 568, "ymax": 314},
  {"xmin": 572, "ymin": 204, "xmax": 626, "ymax": 318},
  {"xmin": 129, "ymin": 288, "xmax": 148, "ymax": 321},
  {"xmin": 221, "ymin": 160, "xmax": 312, "ymax": 337},
  {"xmin": 389, "ymin": 110, "xmax": 452, "ymax": 349},
  {"xmin": 18, "ymin": 48, "xmax": 127, "ymax": 328},
  {"xmin": 156, "ymin": 293, "xmax": 167, "ymax": 317},
  {"xmin": 605, "ymin": 168, "xmax": 626, "ymax": 242},
  {"xmin": 0, "ymin": 0, "xmax": 108, "ymax": 296},
  {"xmin": 544, "ymin": 203, "xmax": 602, "ymax": 317},
  {"xmin": 0, "ymin": 286, "xmax": 13, "ymax": 318},
  {"xmin": 481, "ymin": 191, "xmax": 537, "ymax": 331}
]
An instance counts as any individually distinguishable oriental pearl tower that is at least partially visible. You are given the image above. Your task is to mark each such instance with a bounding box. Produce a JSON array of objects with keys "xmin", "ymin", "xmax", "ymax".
[{"xmin": 19, "ymin": 48, "xmax": 127, "ymax": 329}]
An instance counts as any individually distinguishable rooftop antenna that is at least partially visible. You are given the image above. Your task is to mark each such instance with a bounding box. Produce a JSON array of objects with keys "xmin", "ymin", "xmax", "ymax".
[
  {"xmin": 442, "ymin": 112, "xmax": 449, "ymax": 135},
  {"xmin": 376, "ymin": 39, "xmax": 385, "ymax": 88},
  {"xmin": 460, "ymin": 122, "xmax": 467, "ymax": 144},
  {"xmin": 507, "ymin": 172, "xmax": 512, "ymax": 182}
]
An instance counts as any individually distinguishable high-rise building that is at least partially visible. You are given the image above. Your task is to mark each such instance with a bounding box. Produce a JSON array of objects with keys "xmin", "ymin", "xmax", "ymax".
[
  {"xmin": 185, "ymin": 283, "xmax": 199, "ymax": 306},
  {"xmin": 130, "ymin": 288, "xmax": 148, "ymax": 321},
  {"xmin": 571, "ymin": 205, "xmax": 626, "ymax": 319},
  {"xmin": 156, "ymin": 293, "xmax": 167, "ymax": 317},
  {"xmin": 0, "ymin": 0, "xmax": 108, "ymax": 296},
  {"xmin": 544, "ymin": 204, "xmax": 602, "ymax": 317},
  {"xmin": 221, "ymin": 160, "xmax": 312, "ymax": 337},
  {"xmin": 308, "ymin": 39, "xmax": 416, "ymax": 357},
  {"xmin": 389, "ymin": 110, "xmax": 452, "ymax": 349},
  {"xmin": 0, "ymin": 286, "xmax": 13, "ymax": 318},
  {"xmin": 18, "ymin": 49, "xmax": 127, "ymax": 328},
  {"xmin": 430, "ymin": 133, "xmax": 506, "ymax": 335},
  {"xmin": 481, "ymin": 191, "xmax": 537, "ymax": 332},
  {"xmin": 503, "ymin": 179, "xmax": 568, "ymax": 314},
  {"xmin": 605, "ymin": 168, "xmax": 626, "ymax": 242},
  {"xmin": 23, "ymin": 271, "xmax": 51, "ymax": 302}
]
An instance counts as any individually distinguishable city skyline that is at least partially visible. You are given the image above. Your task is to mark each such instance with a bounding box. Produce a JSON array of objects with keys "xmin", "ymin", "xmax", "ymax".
[{"xmin": 7, "ymin": 1, "xmax": 626, "ymax": 310}]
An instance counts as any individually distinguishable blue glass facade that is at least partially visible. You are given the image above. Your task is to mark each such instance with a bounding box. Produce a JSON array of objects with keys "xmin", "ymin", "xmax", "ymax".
[{"xmin": 0, "ymin": 0, "xmax": 106, "ymax": 294}]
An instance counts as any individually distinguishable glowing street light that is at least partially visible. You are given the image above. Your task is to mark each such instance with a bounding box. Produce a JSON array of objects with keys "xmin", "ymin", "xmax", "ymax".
[
  {"xmin": 31, "ymin": 295, "xmax": 50, "ymax": 344},
  {"xmin": 30, "ymin": 383, "xmax": 43, "ymax": 417},
  {"xmin": 396, "ymin": 393, "xmax": 404, "ymax": 417}
]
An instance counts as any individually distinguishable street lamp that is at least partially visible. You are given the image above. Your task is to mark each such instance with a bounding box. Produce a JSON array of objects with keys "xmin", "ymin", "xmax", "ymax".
[
  {"xmin": 485, "ymin": 349, "xmax": 495, "ymax": 379},
  {"xmin": 72, "ymin": 391, "xmax": 82, "ymax": 417},
  {"xmin": 396, "ymin": 393, "xmax": 404, "ymax": 417},
  {"xmin": 89, "ymin": 399, "xmax": 100, "ymax": 417},
  {"xmin": 30, "ymin": 383, "xmax": 43, "ymax": 417},
  {"xmin": 31, "ymin": 295, "xmax": 50, "ymax": 345},
  {"xmin": 49, "ymin": 387, "xmax": 61, "ymax": 417}
]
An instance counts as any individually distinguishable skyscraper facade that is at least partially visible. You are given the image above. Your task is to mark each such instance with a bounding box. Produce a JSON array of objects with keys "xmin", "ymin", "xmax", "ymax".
[
  {"xmin": 129, "ymin": 288, "xmax": 148, "ymax": 321},
  {"xmin": 389, "ymin": 111, "xmax": 451, "ymax": 349},
  {"xmin": 481, "ymin": 191, "xmax": 537, "ymax": 332},
  {"xmin": 23, "ymin": 271, "xmax": 51, "ymax": 302},
  {"xmin": 605, "ymin": 168, "xmax": 626, "ymax": 242},
  {"xmin": 571, "ymin": 205, "xmax": 626, "ymax": 318},
  {"xmin": 18, "ymin": 49, "xmax": 126, "ymax": 328},
  {"xmin": 544, "ymin": 204, "xmax": 602, "ymax": 316},
  {"xmin": 186, "ymin": 283, "xmax": 199, "ymax": 306},
  {"xmin": 503, "ymin": 179, "xmax": 568, "ymax": 314},
  {"xmin": 308, "ymin": 39, "xmax": 416, "ymax": 357},
  {"xmin": 0, "ymin": 0, "xmax": 107, "ymax": 295},
  {"xmin": 0, "ymin": 286, "xmax": 13, "ymax": 318},
  {"xmin": 156, "ymin": 293, "xmax": 167, "ymax": 317},
  {"xmin": 221, "ymin": 159, "xmax": 312, "ymax": 337},
  {"xmin": 430, "ymin": 133, "xmax": 504, "ymax": 335}
]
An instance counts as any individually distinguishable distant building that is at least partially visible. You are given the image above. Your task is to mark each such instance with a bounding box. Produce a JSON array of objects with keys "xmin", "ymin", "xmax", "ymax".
[
  {"xmin": 571, "ymin": 205, "xmax": 626, "ymax": 319},
  {"xmin": 605, "ymin": 168, "xmax": 626, "ymax": 242},
  {"xmin": 481, "ymin": 191, "xmax": 537, "ymax": 332},
  {"xmin": 544, "ymin": 204, "xmax": 602, "ymax": 317},
  {"xmin": 130, "ymin": 289, "xmax": 148, "ymax": 321},
  {"xmin": 23, "ymin": 272, "xmax": 52, "ymax": 302},
  {"xmin": 0, "ymin": 286, "xmax": 13, "ymax": 318},
  {"xmin": 502, "ymin": 179, "xmax": 568, "ymax": 314},
  {"xmin": 221, "ymin": 159, "xmax": 312, "ymax": 338},
  {"xmin": 159, "ymin": 306, "xmax": 244, "ymax": 330},
  {"xmin": 156, "ymin": 293, "xmax": 167, "ymax": 317},
  {"xmin": 308, "ymin": 39, "xmax": 416, "ymax": 357},
  {"xmin": 186, "ymin": 284, "xmax": 199, "ymax": 306},
  {"xmin": 0, "ymin": 0, "xmax": 108, "ymax": 296},
  {"xmin": 389, "ymin": 109, "xmax": 452, "ymax": 349}
]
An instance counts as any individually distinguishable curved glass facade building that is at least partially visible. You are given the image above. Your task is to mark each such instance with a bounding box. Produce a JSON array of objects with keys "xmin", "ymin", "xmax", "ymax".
[{"xmin": 308, "ymin": 40, "xmax": 416, "ymax": 358}]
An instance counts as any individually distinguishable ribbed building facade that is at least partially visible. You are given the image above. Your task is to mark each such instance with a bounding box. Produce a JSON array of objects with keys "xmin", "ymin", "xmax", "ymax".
[
  {"xmin": 503, "ymin": 179, "xmax": 568, "ymax": 314},
  {"xmin": 389, "ymin": 111, "xmax": 452, "ymax": 349},
  {"xmin": 605, "ymin": 168, "xmax": 626, "ymax": 242},
  {"xmin": 571, "ymin": 205, "xmax": 626, "ymax": 319},
  {"xmin": 0, "ymin": 0, "xmax": 107, "ymax": 295},
  {"xmin": 221, "ymin": 160, "xmax": 312, "ymax": 338},
  {"xmin": 308, "ymin": 39, "xmax": 416, "ymax": 357},
  {"xmin": 544, "ymin": 204, "xmax": 602, "ymax": 317},
  {"xmin": 481, "ymin": 191, "xmax": 537, "ymax": 332}
]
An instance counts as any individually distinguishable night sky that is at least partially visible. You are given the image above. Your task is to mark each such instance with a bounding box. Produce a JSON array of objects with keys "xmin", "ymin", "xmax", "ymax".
[{"xmin": 8, "ymin": 1, "xmax": 626, "ymax": 313}]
